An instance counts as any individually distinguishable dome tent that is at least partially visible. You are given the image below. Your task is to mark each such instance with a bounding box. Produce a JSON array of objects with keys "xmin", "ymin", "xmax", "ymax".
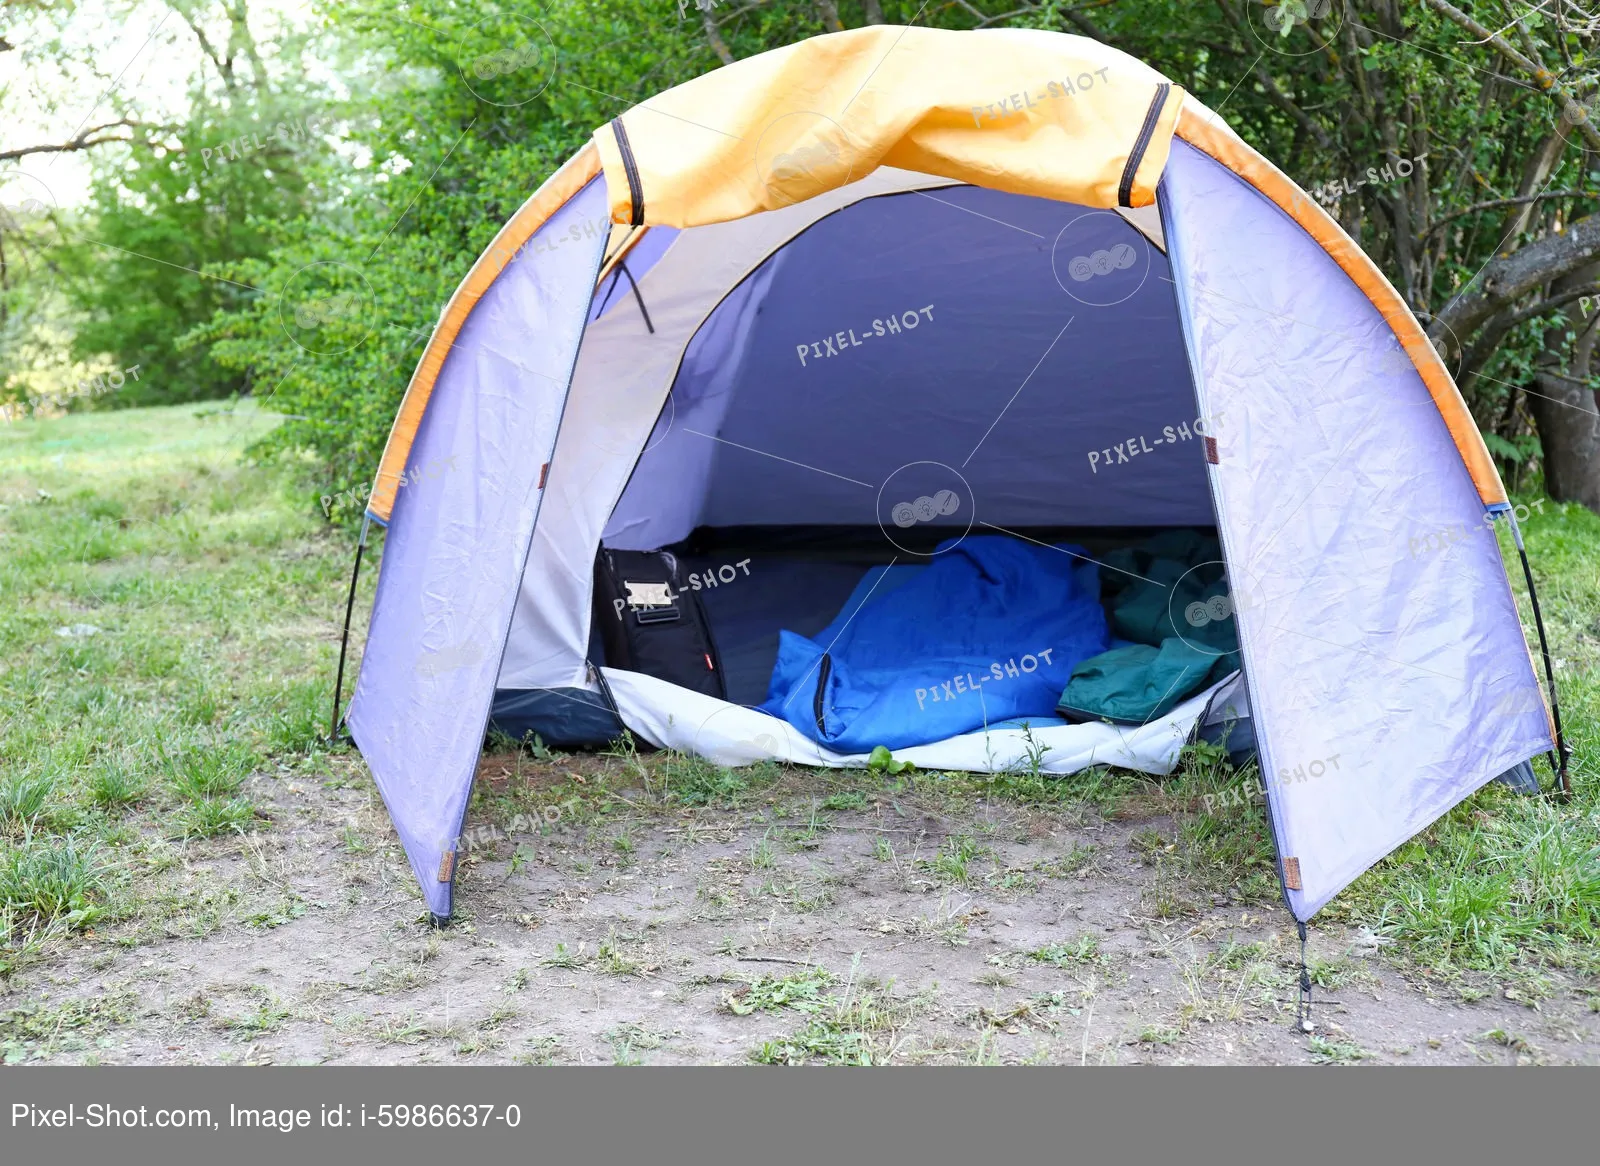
[{"xmin": 337, "ymin": 26, "xmax": 1564, "ymax": 929}]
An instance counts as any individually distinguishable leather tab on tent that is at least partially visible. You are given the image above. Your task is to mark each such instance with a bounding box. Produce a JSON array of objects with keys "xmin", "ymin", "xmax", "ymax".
[
  {"xmin": 437, "ymin": 850, "xmax": 456, "ymax": 883},
  {"xmin": 538, "ymin": 462, "xmax": 550, "ymax": 489},
  {"xmin": 1204, "ymin": 435, "xmax": 1219, "ymax": 464},
  {"xmin": 1282, "ymin": 857, "xmax": 1302, "ymax": 891}
]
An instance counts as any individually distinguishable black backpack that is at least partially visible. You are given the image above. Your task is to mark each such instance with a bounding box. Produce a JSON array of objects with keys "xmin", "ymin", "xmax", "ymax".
[{"xmin": 591, "ymin": 548, "xmax": 725, "ymax": 699}]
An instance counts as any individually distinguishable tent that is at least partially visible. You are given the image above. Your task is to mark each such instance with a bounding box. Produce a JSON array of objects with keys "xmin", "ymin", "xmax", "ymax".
[{"xmin": 336, "ymin": 26, "xmax": 1567, "ymax": 931}]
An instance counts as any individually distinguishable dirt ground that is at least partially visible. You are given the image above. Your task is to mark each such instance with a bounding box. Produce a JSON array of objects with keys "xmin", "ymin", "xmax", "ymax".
[{"xmin": 7, "ymin": 752, "xmax": 1597, "ymax": 1067}]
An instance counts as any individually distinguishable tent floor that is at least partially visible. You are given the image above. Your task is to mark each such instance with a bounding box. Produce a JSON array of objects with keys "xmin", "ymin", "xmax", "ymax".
[{"xmin": 601, "ymin": 667, "xmax": 1229, "ymax": 776}]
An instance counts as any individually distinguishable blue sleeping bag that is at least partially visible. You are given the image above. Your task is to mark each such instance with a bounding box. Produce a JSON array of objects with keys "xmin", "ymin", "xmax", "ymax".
[{"xmin": 759, "ymin": 536, "xmax": 1110, "ymax": 752}]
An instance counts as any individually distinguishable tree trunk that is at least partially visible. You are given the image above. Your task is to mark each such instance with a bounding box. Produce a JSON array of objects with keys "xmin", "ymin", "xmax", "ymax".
[{"xmin": 1529, "ymin": 264, "xmax": 1600, "ymax": 508}]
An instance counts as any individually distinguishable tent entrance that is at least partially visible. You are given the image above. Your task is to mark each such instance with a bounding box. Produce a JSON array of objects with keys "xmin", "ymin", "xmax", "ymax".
[{"xmin": 493, "ymin": 178, "xmax": 1241, "ymax": 769}]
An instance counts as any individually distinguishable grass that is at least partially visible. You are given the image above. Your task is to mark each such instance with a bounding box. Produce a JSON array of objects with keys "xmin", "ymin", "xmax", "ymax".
[
  {"xmin": 724, "ymin": 965, "xmax": 833, "ymax": 1015},
  {"xmin": 0, "ymin": 836, "xmax": 108, "ymax": 929},
  {"xmin": 1030, "ymin": 935, "xmax": 1101, "ymax": 967},
  {"xmin": 1, "ymin": 401, "xmax": 1597, "ymax": 1041},
  {"xmin": 0, "ymin": 401, "xmax": 357, "ymax": 971},
  {"xmin": 748, "ymin": 963, "xmax": 930, "ymax": 1066}
]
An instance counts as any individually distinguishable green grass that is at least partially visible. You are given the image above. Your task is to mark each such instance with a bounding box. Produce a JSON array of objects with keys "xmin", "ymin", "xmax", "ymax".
[
  {"xmin": 1030, "ymin": 935, "xmax": 1101, "ymax": 967},
  {"xmin": 0, "ymin": 401, "xmax": 357, "ymax": 968},
  {"xmin": 2, "ymin": 403, "xmax": 1597, "ymax": 998},
  {"xmin": 724, "ymin": 965, "xmax": 833, "ymax": 1015},
  {"xmin": 748, "ymin": 964, "xmax": 926, "ymax": 1066}
]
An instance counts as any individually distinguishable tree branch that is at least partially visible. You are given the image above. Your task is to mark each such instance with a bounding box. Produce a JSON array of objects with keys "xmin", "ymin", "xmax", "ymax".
[
  {"xmin": 1501, "ymin": 281, "xmax": 1600, "ymax": 332},
  {"xmin": 0, "ymin": 117, "xmax": 149, "ymax": 162},
  {"xmin": 1423, "ymin": 189, "xmax": 1600, "ymax": 239},
  {"xmin": 702, "ymin": 7, "xmax": 734, "ymax": 65},
  {"xmin": 1436, "ymin": 211, "xmax": 1600, "ymax": 339},
  {"xmin": 1420, "ymin": 0, "xmax": 1600, "ymax": 151}
]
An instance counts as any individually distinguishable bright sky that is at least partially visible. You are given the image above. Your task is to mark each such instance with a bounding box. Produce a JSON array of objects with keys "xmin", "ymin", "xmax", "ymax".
[{"xmin": 1, "ymin": 0, "xmax": 320, "ymax": 208}]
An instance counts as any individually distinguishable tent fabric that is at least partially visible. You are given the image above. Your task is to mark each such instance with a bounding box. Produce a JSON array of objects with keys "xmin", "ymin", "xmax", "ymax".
[
  {"xmin": 366, "ymin": 142, "xmax": 604, "ymax": 522},
  {"xmin": 602, "ymin": 184, "xmax": 1210, "ymax": 548},
  {"xmin": 345, "ymin": 178, "xmax": 611, "ymax": 919},
  {"xmin": 1173, "ymin": 104, "xmax": 1506, "ymax": 509},
  {"xmin": 759, "ymin": 536, "xmax": 1110, "ymax": 752},
  {"xmin": 367, "ymin": 32, "xmax": 1506, "ymax": 524},
  {"xmin": 1161, "ymin": 140, "xmax": 1552, "ymax": 920},
  {"xmin": 593, "ymin": 27, "xmax": 1183, "ymax": 228}
]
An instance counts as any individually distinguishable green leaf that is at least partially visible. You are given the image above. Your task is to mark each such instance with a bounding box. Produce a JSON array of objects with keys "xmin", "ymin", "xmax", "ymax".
[
  {"xmin": 867, "ymin": 746, "xmax": 914, "ymax": 775},
  {"xmin": 1483, "ymin": 433, "xmax": 1526, "ymax": 463}
]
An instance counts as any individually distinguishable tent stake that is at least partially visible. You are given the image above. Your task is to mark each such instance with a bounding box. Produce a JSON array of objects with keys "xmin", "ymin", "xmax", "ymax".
[
  {"xmin": 1296, "ymin": 920, "xmax": 1313, "ymax": 1033},
  {"xmin": 1506, "ymin": 509, "xmax": 1571, "ymax": 798},
  {"xmin": 329, "ymin": 514, "xmax": 372, "ymax": 742}
]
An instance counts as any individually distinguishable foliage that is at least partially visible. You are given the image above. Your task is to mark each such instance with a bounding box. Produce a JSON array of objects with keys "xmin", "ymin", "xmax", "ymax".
[{"xmin": 4, "ymin": 1, "xmax": 1600, "ymax": 507}]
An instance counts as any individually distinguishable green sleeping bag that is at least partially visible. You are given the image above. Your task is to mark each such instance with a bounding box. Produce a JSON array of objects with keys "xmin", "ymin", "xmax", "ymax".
[{"xmin": 1058, "ymin": 531, "xmax": 1241, "ymax": 723}]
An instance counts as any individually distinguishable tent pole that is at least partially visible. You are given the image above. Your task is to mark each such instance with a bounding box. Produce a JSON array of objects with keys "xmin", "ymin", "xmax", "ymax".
[
  {"xmin": 329, "ymin": 514, "xmax": 372, "ymax": 742},
  {"xmin": 617, "ymin": 260, "xmax": 655, "ymax": 334},
  {"xmin": 1506, "ymin": 509, "xmax": 1571, "ymax": 798}
]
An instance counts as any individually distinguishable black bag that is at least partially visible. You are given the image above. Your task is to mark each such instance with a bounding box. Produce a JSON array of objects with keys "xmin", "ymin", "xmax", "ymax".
[{"xmin": 592, "ymin": 548, "xmax": 725, "ymax": 699}]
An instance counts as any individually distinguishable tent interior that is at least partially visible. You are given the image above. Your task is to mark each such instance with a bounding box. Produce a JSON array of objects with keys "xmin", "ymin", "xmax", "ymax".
[{"xmin": 494, "ymin": 177, "xmax": 1246, "ymax": 764}]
